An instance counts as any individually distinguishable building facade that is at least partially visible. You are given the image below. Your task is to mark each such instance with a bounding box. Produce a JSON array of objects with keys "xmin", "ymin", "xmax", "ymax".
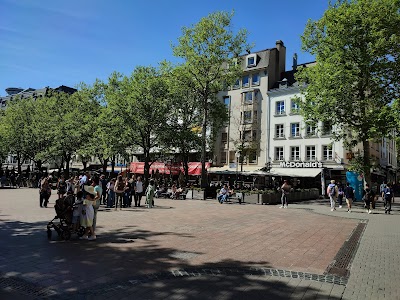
[{"xmin": 212, "ymin": 43, "xmax": 397, "ymax": 189}]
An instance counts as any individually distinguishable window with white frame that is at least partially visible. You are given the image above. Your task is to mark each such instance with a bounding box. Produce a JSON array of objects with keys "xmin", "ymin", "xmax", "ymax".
[
  {"xmin": 246, "ymin": 54, "xmax": 256, "ymax": 67},
  {"xmin": 291, "ymin": 146, "xmax": 300, "ymax": 161},
  {"xmin": 243, "ymin": 91, "xmax": 253, "ymax": 103},
  {"xmin": 249, "ymin": 151, "xmax": 257, "ymax": 163},
  {"xmin": 306, "ymin": 146, "xmax": 316, "ymax": 161},
  {"xmin": 306, "ymin": 124, "xmax": 317, "ymax": 137},
  {"xmin": 276, "ymin": 101, "xmax": 285, "ymax": 115},
  {"xmin": 275, "ymin": 147, "xmax": 284, "ymax": 161},
  {"xmin": 291, "ymin": 123, "xmax": 300, "ymax": 137},
  {"xmin": 252, "ymin": 73, "xmax": 260, "ymax": 85},
  {"xmin": 275, "ymin": 124, "xmax": 284, "ymax": 138},
  {"xmin": 323, "ymin": 145, "xmax": 333, "ymax": 160},
  {"xmin": 242, "ymin": 75, "xmax": 249, "ymax": 87},
  {"xmin": 291, "ymin": 100, "xmax": 299, "ymax": 114}
]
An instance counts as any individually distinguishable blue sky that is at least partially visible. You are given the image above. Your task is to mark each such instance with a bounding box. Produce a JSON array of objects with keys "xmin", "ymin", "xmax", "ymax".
[{"xmin": 0, "ymin": 0, "xmax": 329, "ymax": 94}]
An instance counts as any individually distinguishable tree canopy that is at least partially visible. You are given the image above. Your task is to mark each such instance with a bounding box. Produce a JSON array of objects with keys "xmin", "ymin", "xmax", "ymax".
[
  {"xmin": 296, "ymin": 0, "xmax": 400, "ymax": 183},
  {"xmin": 172, "ymin": 11, "xmax": 250, "ymax": 186}
]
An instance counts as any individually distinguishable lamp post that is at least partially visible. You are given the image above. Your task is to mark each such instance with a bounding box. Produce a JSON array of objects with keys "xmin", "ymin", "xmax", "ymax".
[{"xmin": 235, "ymin": 151, "xmax": 240, "ymax": 189}]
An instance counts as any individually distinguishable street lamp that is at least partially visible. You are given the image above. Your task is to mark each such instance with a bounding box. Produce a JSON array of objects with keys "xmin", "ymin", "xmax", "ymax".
[{"xmin": 235, "ymin": 151, "xmax": 241, "ymax": 188}]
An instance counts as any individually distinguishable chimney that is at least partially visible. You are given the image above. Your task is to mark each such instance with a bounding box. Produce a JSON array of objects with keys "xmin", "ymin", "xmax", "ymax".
[
  {"xmin": 275, "ymin": 40, "xmax": 284, "ymax": 51},
  {"xmin": 293, "ymin": 53, "xmax": 298, "ymax": 70}
]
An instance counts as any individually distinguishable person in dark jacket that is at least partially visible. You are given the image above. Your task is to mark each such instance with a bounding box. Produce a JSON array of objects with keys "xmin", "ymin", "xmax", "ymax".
[
  {"xmin": 383, "ymin": 183, "xmax": 394, "ymax": 214},
  {"xmin": 344, "ymin": 182, "xmax": 355, "ymax": 213}
]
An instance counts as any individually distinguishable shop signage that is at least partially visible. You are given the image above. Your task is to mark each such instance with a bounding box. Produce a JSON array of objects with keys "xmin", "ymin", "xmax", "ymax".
[{"xmin": 279, "ymin": 161, "xmax": 323, "ymax": 168}]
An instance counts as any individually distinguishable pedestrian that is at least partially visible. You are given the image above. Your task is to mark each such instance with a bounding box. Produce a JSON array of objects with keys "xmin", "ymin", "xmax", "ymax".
[
  {"xmin": 123, "ymin": 177, "xmax": 131, "ymax": 207},
  {"xmin": 363, "ymin": 183, "xmax": 375, "ymax": 214},
  {"xmin": 134, "ymin": 176, "xmax": 144, "ymax": 207},
  {"xmin": 106, "ymin": 178, "xmax": 115, "ymax": 208},
  {"xmin": 39, "ymin": 177, "xmax": 52, "ymax": 208},
  {"xmin": 79, "ymin": 186, "xmax": 97, "ymax": 241},
  {"xmin": 100, "ymin": 175, "xmax": 108, "ymax": 205},
  {"xmin": 380, "ymin": 182, "xmax": 387, "ymax": 200},
  {"xmin": 114, "ymin": 175, "xmax": 124, "ymax": 210},
  {"xmin": 145, "ymin": 179, "xmax": 155, "ymax": 208},
  {"xmin": 344, "ymin": 182, "xmax": 354, "ymax": 213},
  {"xmin": 129, "ymin": 175, "xmax": 136, "ymax": 207},
  {"xmin": 56, "ymin": 176, "xmax": 67, "ymax": 199},
  {"xmin": 280, "ymin": 180, "xmax": 291, "ymax": 208},
  {"xmin": 92, "ymin": 177, "xmax": 102, "ymax": 231},
  {"xmin": 383, "ymin": 183, "xmax": 393, "ymax": 214},
  {"xmin": 327, "ymin": 180, "xmax": 338, "ymax": 211},
  {"xmin": 337, "ymin": 182, "xmax": 344, "ymax": 208}
]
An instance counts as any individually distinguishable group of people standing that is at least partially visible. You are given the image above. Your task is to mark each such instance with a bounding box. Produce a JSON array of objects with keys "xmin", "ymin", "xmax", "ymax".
[{"xmin": 327, "ymin": 180, "xmax": 394, "ymax": 214}]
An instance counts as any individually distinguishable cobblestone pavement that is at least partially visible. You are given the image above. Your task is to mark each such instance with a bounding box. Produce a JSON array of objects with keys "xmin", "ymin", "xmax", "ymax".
[{"xmin": 0, "ymin": 188, "xmax": 398, "ymax": 299}]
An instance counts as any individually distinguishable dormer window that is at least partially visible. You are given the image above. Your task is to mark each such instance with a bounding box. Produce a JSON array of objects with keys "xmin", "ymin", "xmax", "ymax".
[{"xmin": 246, "ymin": 54, "xmax": 257, "ymax": 68}]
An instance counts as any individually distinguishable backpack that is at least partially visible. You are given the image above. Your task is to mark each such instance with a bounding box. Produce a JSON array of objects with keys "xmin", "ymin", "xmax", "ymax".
[
  {"xmin": 384, "ymin": 187, "xmax": 392, "ymax": 200},
  {"xmin": 329, "ymin": 184, "xmax": 336, "ymax": 196}
]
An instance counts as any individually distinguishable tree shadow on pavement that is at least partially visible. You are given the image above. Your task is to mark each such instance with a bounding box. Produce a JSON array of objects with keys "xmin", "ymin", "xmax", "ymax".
[{"xmin": 0, "ymin": 219, "xmax": 342, "ymax": 300}]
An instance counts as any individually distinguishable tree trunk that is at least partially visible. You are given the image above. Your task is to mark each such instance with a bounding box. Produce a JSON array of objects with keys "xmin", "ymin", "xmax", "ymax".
[
  {"xmin": 83, "ymin": 161, "xmax": 87, "ymax": 172},
  {"xmin": 102, "ymin": 158, "xmax": 108, "ymax": 175},
  {"xmin": 182, "ymin": 153, "xmax": 189, "ymax": 184},
  {"xmin": 36, "ymin": 160, "xmax": 42, "ymax": 171},
  {"xmin": 200, "ymin": 99, "xmax": 208, "ymax": 188},
  {"xmin": 64, "ymin": 155, "xmax": 71, "ymax": 178},
  {"xmin": 17, "ymin": 152, "xmax": 22, "ymax": 175},
  {"xmin": 111, "ymin": 156, "xmax": 115, "ymax": 175},
  {"xmin": 363, "ymin": 140, "xmax": 371, "ymax": 186},
  {"xmin": 144, "ymin": 149, "xmax": 150, "ymax": 188}
]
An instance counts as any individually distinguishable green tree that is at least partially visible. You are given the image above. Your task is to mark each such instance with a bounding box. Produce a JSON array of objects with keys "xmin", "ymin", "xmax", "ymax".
[
  {"xmin": 35, "ymin": 90, "xmax": 100, "ymax": 177},
  {"xmin": 162, "ymin": 66, "xmax": 202, "ymax": 183},
  {"xmin": 106, "ymin": 66, "xmax": 170, "ymax": 184},
  {"xmin": 296, "ymin": 0, "xmax": 400, "ymax": 184},
  {"xmin": 172, "ymin": 11, "xmax": 250, "ymax": 187}
]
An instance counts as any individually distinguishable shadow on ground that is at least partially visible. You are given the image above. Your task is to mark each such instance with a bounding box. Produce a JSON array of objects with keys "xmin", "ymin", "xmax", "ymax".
[{"xmin": 0, "ymin": 216, "xmax": 342, "ymax": 300}]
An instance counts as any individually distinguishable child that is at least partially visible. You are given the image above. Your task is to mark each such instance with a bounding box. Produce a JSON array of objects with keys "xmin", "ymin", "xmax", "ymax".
[
  {"xmin": 145, "ymin": 180, "xmax": 155, "ymax": 208},
  {"xmin": 72, "ymin": 191, "xmax": 84, "ymax": 232}
]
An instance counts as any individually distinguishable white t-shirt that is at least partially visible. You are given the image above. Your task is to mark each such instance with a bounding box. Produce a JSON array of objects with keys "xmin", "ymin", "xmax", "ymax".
[{"xmin": 136, "ymin": 181, "xmax": 143, "ymax": 193}]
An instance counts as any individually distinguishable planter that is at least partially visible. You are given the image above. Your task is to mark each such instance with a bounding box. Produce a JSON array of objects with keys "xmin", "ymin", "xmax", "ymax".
[
  {"xmin": 186, "ymin": 190, "xmax": 206, "ymax": 200},
  {"xmin": 261, "ymin": 193, "xmax": 281, "ymax": 205},
  {"xmin": 244, "ymin": 193, "xmax": 258, "ymax": 204}
]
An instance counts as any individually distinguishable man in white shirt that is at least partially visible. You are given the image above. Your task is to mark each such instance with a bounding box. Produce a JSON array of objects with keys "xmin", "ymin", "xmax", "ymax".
[
  {"xmin": 218, "ymin": 184, "xmax": 228, "ymax": 204},
  {"xmin": 134, "ymin": 177, "xmax": 144, "ymax": 207}
]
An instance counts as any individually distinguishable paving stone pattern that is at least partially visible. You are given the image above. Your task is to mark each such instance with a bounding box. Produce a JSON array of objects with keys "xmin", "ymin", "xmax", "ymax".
[{"xmin": 0, "ymin": 189, "xmax": 399, "ymax": 299}]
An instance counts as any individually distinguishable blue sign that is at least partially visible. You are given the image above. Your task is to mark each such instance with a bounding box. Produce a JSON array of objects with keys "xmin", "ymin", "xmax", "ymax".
[{"xmin": 346, "ymin": 171, "xmax": 364, "ymax": 201}]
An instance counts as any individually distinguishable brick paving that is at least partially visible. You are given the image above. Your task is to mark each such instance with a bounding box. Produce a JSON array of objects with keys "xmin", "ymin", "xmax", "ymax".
[{"xmin": 0, "ymin": 188, "xmax": 398, "ymax": 299}]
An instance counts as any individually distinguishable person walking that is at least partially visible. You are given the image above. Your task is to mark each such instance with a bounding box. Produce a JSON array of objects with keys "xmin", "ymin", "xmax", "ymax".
[
  {"xmin": 123, "ymin": 177, "xmax": 131, "ymax": 207},
  {"xmin": 344, "ymin": 182, "xmax": 354, "ymax": 213},
  {"xmin": 327, "ymin": 180, "xmax": 338, "ymax": 211},
  {"xmin": 39, "ymin": 177, "xmax": 52, "ymax": 208},
  {"xmin": 134, "ymin": 177, "xmax": 144, "ymax": 207},
  {"xmin": 280, "ymin": 180, "xmax": 291, "ymax": 208},
  {"xmin": 383, "ymin": 183, "xmax": 393, "ymax": 214},
  {"xmin": 80, "ymin": 186, "xmax": 97, "ymax": 241},
  {"xmin": 337, "ymin": 182, "xmax": 344, "ymax": 208},
  {"xmin": 145, "ymin": 179, "xmax": 155, "ymax": 208},
  {"xmin": 363, "ymin": 183, "xmax": 375, "ymax": 214},
  {"xmin": 129, "ymin": 175, "xmax": 136, "ymax": 207},
  {"xmin": 114, "ymin": 175, "xmax": 124, "ymax": 211},
  {"xmin": 380, "ymin": 182, "xmax": 387, "ymax": 200}
]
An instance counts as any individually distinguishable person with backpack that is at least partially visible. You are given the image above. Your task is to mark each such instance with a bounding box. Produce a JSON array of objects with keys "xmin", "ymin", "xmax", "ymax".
[
  {"xmin": 344, "ymin": 182, "xmax": 355, "ymax": 213},
  {"xmin": 363, "ymin": 183, "xmax": 375, "ymax": 214},
  {"xmin": 327, "ymin": 180, "xmax": 338, "ymax": 211},
  {"xmin": 383, "ymin": 183, "xmax": 393, "ymax": 214},
  {"xmin": 337, "ymin": 182, "xmax": 344, "ymax": 208},
  {"xmin": 280, "ymin": 180, "xmax": 291, "ymax": 208}
]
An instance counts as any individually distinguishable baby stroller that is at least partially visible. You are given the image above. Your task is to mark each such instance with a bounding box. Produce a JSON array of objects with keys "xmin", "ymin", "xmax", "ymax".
[{"xmin": 46, "ymin": 194, "xmax": 85, "ymax": 240}]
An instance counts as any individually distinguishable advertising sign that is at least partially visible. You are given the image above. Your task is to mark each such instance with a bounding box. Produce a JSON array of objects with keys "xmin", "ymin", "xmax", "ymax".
[
  {"xmin": 346, "ymin": 171, "xmax": 364, "ymax": 201},
  {"xmin": 279, "ymin": 161, "xmax": 323, "ymax": 168}
]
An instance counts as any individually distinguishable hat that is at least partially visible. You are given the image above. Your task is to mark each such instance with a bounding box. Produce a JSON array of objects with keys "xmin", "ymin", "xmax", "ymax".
[{"xmin": 83, "ymin": 185, "xmax": 97, "ymax": 196}]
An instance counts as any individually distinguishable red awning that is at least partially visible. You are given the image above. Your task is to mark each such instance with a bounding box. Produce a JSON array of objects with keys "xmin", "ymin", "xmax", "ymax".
[{"xmin": 129, "ymin": 162, "xmax": 209, "ymax": 176}]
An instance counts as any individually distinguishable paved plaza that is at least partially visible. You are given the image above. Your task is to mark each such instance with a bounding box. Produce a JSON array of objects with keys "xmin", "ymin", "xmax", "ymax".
[{"xmin": 0, "ymin": 188, "xmax": 399, "ymax": 299}]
